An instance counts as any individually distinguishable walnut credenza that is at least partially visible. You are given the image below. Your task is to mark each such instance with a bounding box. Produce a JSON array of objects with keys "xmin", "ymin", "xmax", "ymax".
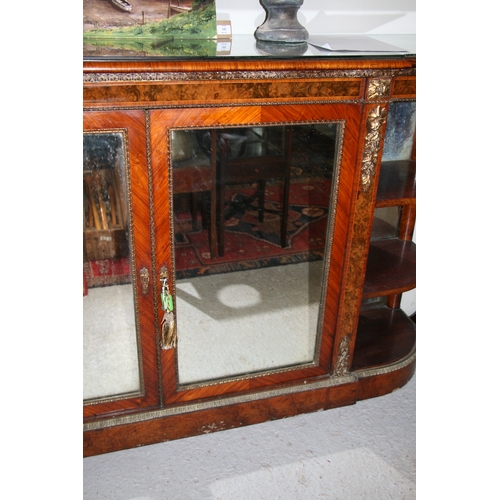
[{"xmin": 83, "ymin": 47, "xmax": 416, "ymax": 457}]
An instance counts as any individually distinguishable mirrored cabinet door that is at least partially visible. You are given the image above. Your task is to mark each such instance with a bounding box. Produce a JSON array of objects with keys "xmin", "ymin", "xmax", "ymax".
[
  {"xmin": 83, "ymin": 110, "xmax": 159, "ymax": 418},
  {"xmin": 150, "ymin": 104, "xmax": 362, "ymax": 404},
  {"xmin": 83, "ymin": 131, "xmax": 140, "ymax": 401}
]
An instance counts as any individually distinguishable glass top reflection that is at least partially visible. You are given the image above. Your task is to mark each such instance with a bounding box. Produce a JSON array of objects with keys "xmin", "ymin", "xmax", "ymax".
[{"xmin": 84, "ymin": 34, "xmax": 415, "ymax": 60}]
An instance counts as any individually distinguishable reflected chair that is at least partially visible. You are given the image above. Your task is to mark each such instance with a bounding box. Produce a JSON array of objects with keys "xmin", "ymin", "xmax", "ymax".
[
  {"xmin": 216, "ymin": 126, "xmax": 294, "ymax": 256},
  {"xmin": 171, "ymin": 129, "xmax": 218, "ymax": 258}
]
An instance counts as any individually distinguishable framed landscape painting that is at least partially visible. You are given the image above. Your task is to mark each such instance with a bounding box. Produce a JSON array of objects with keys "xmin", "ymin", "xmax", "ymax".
[{"xmin": 84, "ymin": 0, "xmax": 217, "ymax": 56}]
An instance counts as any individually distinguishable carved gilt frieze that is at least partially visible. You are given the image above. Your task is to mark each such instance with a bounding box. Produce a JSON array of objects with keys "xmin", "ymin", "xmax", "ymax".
[
  {"xmin": 367, "ymin": 78, "xmax": 391, "ymax": 100},
  {"xmin": 333, "ymin": 336, "xmax": 351, "ymax": 377},
  {"xmin": 361, "ymin": 105, "xmax": 387, "ymax": 192},
  {"xmin": 83, "ymin": 68, "xmax": 415, "ymax": 84}
]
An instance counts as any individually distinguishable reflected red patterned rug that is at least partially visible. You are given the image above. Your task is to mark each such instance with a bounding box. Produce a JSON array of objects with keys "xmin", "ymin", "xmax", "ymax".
[
  {"xmin": 174, "ymin": 179, "xmax": 333, "ymax": 279},
  {"xmin": 83, "ymin": 257, "xmax": 131, "ymax": 291},
  {"xmin": 84, "ymin": 127, "xmax": 336, "ymax": 288}
]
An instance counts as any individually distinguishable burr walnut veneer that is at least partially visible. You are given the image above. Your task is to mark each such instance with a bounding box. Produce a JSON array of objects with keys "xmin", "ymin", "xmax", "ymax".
[{"xmin": 83, "ymin": 52, "xmax": 416, "ymax": 457}]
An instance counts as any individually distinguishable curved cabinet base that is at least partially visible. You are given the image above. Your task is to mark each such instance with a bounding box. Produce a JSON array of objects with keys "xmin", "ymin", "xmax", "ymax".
[
  {"xmin": 84, "ymin": 353, "xmax": 415, "ymax": 457},
  {"xmin": 355, "ymin": 347, "xmax": 416, "ymax": 400}
]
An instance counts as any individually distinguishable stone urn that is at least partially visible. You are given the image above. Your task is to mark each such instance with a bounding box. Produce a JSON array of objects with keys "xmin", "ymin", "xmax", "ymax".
[{"xmin": 255, "ymin": 0, "xmax": 309, "ymax": 43}]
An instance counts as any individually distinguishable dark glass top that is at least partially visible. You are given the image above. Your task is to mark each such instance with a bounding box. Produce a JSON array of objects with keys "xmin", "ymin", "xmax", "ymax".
[{"xmin": 83, "ymin": 34, "xmax": 415, "ymax": 61}]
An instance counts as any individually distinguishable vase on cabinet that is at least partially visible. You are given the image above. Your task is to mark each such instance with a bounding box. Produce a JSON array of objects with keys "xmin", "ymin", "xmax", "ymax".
[{"xmin": 255, "ymin": 0, "xmax": 309, "ymax": 43}]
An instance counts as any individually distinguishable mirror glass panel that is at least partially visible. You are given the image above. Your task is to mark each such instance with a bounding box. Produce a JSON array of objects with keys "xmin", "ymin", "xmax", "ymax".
[
  {"xmin": 371, "ymin": 206, "xmax": 401, "ymax": 240},
  {"xmin": 382, "ymin": 101, "xmax": 416, "ymax": 161},
  {"xmin": 83, "ymin": 132, "xmax": 141, "ymax": 402},
  {"xmin": 170, "ymin": 124, "xmax": 341, "ymax": 385}
]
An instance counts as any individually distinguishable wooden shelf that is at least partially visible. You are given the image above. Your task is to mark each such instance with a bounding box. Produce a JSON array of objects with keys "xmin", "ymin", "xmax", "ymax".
[
  {"xmin": 352, "ymin": 306, "xmax": 416, "ymax": 371},
  {"xmin": 376, "ymin": 160, "xmax": 416, "ymax": 207},
  {"xmin": 363, "ymin": 238, "xmax": 416, "ymax": 298}
]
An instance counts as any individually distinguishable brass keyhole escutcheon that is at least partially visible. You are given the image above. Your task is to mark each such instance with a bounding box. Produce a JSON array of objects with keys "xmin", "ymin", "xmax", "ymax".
[{"xmin": 139, "ymin": 268, "xmax": 149, "ymax": 295}]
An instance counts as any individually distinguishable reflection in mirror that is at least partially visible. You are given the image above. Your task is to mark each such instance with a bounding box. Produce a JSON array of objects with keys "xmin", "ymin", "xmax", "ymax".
[
  {"xmin": 171, "ymin": 123, "xmax": 341, "ymax": 385},
  {"xmin": 360, "ymin": 296, "xmax": 388, "ymax": 311},
  {"xmin": 382, "ymin": 101, "xmax": 416, "ymax": 161},
  {"xmin": 371, "ymin": 206, "xmax": 401, "ymax": 240},
  {"xmin": 83, "ymin": 132, "xmax": 141, "ymax": 402}
]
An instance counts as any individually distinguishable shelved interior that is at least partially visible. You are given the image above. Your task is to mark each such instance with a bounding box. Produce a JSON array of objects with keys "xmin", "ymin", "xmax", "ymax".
[
  {"xmin": 352, "ymin": 101, "xmax": 416, "ymax": 372},
  {"xmin": 351, "ymin": 303, "xmax": 416, "ymax": 371}
]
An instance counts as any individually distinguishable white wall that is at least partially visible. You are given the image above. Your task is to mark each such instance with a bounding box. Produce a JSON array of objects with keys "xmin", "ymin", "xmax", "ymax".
[{"xmin": 216, "ymin": 0, "xmax": 416, "ymax": 35}]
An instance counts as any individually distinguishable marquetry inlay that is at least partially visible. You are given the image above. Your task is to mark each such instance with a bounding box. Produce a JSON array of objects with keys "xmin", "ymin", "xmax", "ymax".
[
  {"xmin": 83, "ymin": 79, "xmax": 363, "ymax": 105},
  {"xmin": 392, "ymin": 77, "xmax": 416, "ymax": 97}
]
